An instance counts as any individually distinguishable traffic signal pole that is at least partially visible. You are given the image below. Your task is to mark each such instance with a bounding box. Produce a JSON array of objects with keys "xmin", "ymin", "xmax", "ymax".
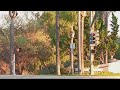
[{"xmin": 90, "ymin": 11, "xmax": 95, "ymax": 75}]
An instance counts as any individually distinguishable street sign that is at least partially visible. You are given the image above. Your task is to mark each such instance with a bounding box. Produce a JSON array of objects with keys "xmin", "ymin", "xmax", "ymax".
[
  {"xmin": 70, "ymin": 43, "xmax": 75, "ymax": 49},
  {"xmin": 73, "ymin": 43, "xmax": 75, "ymax": 49}
]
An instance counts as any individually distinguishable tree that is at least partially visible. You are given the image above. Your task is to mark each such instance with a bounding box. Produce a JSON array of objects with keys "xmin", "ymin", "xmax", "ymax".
[
  {"xmin": 110, "ymin": 12, "xmax": 119, "ymax": 40},
  {"xmin": 109, "ymin": 12, "xmax": 119, "ymax": 60},
  {"xmin": 95, "ymin": 12, "xmax": 108, "ymax": 64},
  {"xmin": 108, "ymin": 38, "xmax": 119, "ymax": 60},
  {"xmin": 0, "ymin": 11, "xmax": 56, "ymax": 75},
  {"xmin": 114, "ymin": 40, "xmax": 120, "ymax": 59}
]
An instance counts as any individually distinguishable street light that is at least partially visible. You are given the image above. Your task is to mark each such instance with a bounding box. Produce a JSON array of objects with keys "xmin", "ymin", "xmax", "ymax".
[
  {"xmin": 70, "ymin": 26, "xmax": 75, "ymax": 75},
  {"xmin": 9, "ymin": 11, "xmax": 18, "ymax": 75}
]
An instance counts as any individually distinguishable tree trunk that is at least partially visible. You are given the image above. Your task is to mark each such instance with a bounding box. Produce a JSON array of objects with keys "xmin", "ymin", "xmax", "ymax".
[
  {"xmin": 105, "ymin": 50, "xmax": 108, "ymax": 64},
  {"xmin": 101, "ymin": 51, "xmax": 104, "ymax": 64},
  {"xmin": 81, "ymin": 12, "xmax": 85, "ymax": 74},
  {"xmin": 78, "ymin": 11, "xmax": 82, "ymax": 74},
  {"xmin": 111, "ymin": 55, "xmax": 114, "ymax": 60},
  {"xmin": 56, "ymin": 11, "xmax": 61, "ymax": 75},
  {"xmin": 110, "ymin": 52, "xmax": 115, "ymax": 60},
  {"xmin": 104, "ymin": 11, "xmax": 108, "ymax": 64}
]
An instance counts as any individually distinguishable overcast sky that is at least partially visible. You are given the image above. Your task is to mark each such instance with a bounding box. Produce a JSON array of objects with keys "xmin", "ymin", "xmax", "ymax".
[{"xmin": 0, "ymin": 11, "xmax": 120, "ymax": 36}]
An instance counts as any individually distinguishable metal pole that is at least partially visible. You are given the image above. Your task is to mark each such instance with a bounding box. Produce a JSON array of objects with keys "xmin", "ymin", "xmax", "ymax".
[
  {"xmin": 78, "ymin": 11, "xmax": 81, "ymax": 74},
  {"xmin": 90, "ymin": 11, "xmax": 95, "ymax": 75},
  {"xmin": 10, "ymin": 17, "xmax": 15, "ymax": 75},
  {"xmin": 13, "ymin": 54, "xmax": 15, "ymax": 75},
  {"xmin": 56, "ymin": 11, "xmax": 61, "ymax": 75},
  {"xmin": 9, "ymin": 11, "xmax": 17, "ymax": 75}
]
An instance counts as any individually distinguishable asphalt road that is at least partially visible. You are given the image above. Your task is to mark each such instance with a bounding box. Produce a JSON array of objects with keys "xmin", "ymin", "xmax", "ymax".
[{"xmin": 0, "ymin": 75, "xmax": 120, "ymax": 79}]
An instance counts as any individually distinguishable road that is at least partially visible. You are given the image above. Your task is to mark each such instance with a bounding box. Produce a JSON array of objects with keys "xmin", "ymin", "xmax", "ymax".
[{"xmin": 0, "ymin": 75, "xmax": 120, "ymax": 79}]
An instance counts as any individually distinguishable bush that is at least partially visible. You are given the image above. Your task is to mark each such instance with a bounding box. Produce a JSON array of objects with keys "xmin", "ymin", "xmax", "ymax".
[
  {"xmin": 84, "ymin": 60, "xmax": 100, "ymax": 67},
  {"xmin": 64, "ymin": 61, "xmax": 71, "ymax": 67},
  {"xmin": 63, "ymin": 60, "xmax": 100, "ymax": 68},
  {"xmin": 41, "ymin": 63, "xmax": 71, "ymax": 75},
  {"xmin": 40, "ymin": 67, "xmax": 50, "ymax": 74},
  {"xmin": 40, "ymin": 60, "xmax": 101, "ymax": 75},
  {"xmin": 40, "ymin": 64, "xmax": 56, "ymax": 74},
  {"xmin": 60, "ymin": 66, "xmax": 71, "ymax": 74},
  {"xmin": 114, "ymin": 45, "xmax": 120, "ymax": 59}
]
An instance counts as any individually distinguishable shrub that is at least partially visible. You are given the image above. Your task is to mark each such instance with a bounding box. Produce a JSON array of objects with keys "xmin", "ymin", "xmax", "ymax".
[
  {"xmin": 84, "ymin": 60, "xmax": 100, "ymax": 67},
  {"xmin": 64, "ymin": 61, "xmax": 71, "ymax": 67},
  {"xmin": 60, "ymin": 66, "xmax": 71, "ymax": 74},
  {"xmin": 63, "ymin": 60, "xmax": 100, "ymax": 68},
  {"xmin": 40, "ymin": 63, "xmax": 56, "ymax": 74}
]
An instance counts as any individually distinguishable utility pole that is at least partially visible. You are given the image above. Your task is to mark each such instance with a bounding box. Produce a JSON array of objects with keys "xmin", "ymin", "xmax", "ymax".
[
  {"xmin": 78, "ymin": 11, "xmax": 82, "ymax": 74},
  {"xmin": 70, "ymin": 26, "xmax": 75, "ymax": 75},
  {"xmin": 56, "ymin": 11, "xmax": 61, "ymax": 75},
  {"xmin": 90, "ymin": 11, "xmax": 95, "ymax": 75},
  {"xmin": 9, "ymin": 11, "xmax": 18, "ymax": 75}
]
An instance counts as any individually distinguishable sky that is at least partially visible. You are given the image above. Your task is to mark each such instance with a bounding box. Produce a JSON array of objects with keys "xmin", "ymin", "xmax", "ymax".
[{"xmin": 0, "ymin": 11, "xmax": 120, "ymax": 36}]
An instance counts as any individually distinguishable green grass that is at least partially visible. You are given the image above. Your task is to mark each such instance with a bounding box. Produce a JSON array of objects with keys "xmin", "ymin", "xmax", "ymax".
[
  {"xmin": 39, "ymin": 71, "xmax": 120, "ymax": 76},
  {"xmin": 61, "ymin": 71, "xmax": 120, "ymax": 76}
]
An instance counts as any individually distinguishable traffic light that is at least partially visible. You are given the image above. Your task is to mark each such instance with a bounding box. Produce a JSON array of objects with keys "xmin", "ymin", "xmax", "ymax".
[
  {"xmin": 92, "ymin": 33, "xmax": 96, "ymax": 44},
  {"xmin": 90, "ymin": 32, "xmax": 96, "ymax": 45}
]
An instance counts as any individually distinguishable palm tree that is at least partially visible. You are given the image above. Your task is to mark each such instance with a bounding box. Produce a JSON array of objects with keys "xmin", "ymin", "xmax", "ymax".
[{"xmin": 56, "ymin": 11, "xmax": 61, "ymax": 75}]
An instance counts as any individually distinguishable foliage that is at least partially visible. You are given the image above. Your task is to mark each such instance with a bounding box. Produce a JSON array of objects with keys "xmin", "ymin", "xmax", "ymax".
[
  {"xmin": 0, "ymin": 12, "xmax": 55, "ymax": 75},
  {"xmin": 108, "ymin": 12, "xmax": 119, "ymax": 58},
  {"xmin": 40, "ymin": 63, "xmax": 56, "ymax": 74},
  {"xmin": 110, "ymin": 12, "xmax": 119, "ymax": 40},
  {"xmin": 0, "ymin": 11, "xmax": 120, "ymax": 75},
  {"xmin": 114, "ymin": 44, "xmax": 120, "ymax": 59}
]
